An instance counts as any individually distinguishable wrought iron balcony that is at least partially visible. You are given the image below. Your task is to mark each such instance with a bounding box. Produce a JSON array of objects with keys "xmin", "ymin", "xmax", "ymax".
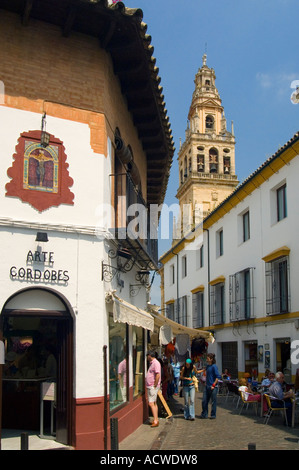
[{"xmin": 109, "ymin": 172, "xmax": 158, "ymax": 270}]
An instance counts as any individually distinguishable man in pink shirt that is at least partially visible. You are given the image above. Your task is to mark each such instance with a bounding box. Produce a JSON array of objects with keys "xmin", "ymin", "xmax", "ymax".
[{"xmin": 146, "ymin": 351, "xmax": 161, "ymax": 427}]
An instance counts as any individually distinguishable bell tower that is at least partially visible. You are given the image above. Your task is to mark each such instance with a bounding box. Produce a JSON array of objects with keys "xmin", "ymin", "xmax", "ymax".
[{"xmin": 176, "ymin": 54, "xmax": 238, "ymax": 234}]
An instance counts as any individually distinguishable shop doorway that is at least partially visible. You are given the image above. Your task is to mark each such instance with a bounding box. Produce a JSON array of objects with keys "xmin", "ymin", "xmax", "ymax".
[
  {"xmin": 244, "ymin": 341, "xmax": 258, "ymax": 378},
  {"xmin": 276, "ymin": 338, "xmax": 291, "ymax": 383},
  {"xmin": 0, "ymin": 287, "xmax": 73, "ymax": 446},
  {"xmin": 221, "ymin": 342, "xmax": 238, "ymax": 379}
]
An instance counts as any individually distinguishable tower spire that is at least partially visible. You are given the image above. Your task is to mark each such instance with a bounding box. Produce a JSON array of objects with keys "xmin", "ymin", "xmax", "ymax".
[{"xmin": 176, "ymin": 59, "xmax": 239, "ymax": 230}]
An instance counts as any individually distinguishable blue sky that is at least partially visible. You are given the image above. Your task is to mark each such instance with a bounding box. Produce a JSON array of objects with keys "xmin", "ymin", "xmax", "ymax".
[{"xmin": 123, "ymin": 0, "xmax": 299, "ymax": 304}]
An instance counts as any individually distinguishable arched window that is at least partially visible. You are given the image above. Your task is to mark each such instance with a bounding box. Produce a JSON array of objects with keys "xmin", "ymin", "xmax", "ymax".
[
  {"xmin": 209, "ymin": 148, "xmax": 218, "ymax": 173},
  {"xmin": 197, "ymin": 154, "xmax": 204, "ymax": 172}
]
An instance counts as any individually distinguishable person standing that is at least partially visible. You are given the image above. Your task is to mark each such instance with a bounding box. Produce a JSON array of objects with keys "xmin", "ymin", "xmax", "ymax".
[
  {"xmin": 180, "ymin": 358, "xmax": 197, "ymax": 420},
  {"xmin": 146, "ymin": 350, "xmax": 161, "ymax": 427},
  {"xmin": 199, "ymin": 353, "xmax": 221, "ymax": 419},
  {"xmin": 172, "ymin": 359, "xmax": 181, "ymax": 395}
]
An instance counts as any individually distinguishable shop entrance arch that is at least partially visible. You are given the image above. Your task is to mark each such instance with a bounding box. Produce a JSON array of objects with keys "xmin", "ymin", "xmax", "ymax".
[{"xmin": 0, "ymin": 287, "xmax": 74, "ymax": 447}]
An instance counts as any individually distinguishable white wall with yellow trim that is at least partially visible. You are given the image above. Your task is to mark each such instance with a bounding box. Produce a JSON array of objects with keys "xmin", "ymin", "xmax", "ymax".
[{"xmin": 160, "ymin": 135, "xmax": 299, "ymax": 380}]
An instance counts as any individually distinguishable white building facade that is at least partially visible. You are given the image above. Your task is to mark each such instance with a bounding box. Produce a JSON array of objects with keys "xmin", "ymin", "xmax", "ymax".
[{"xmin": 160, "ymin": 132, "xmax": 299, "ymax": 382}]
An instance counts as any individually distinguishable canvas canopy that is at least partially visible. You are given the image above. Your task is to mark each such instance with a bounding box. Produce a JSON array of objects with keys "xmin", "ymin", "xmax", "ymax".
[
  {"xmin": 106, "ymin": 292, "xmax": 154, "ymax": 332},
  {"xmin": 148, "ymin": 304, "xmax": 214, "ymax": 343}
]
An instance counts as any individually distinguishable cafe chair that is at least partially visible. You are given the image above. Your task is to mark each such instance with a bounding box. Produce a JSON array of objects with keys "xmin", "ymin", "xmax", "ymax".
[
  {"xmin": 263, "ymin": 394, "xmax": 287, "ymax": 425},
  {"xmin": 239, "ymin": 391, "xmax": 258, "ymax": 415},
  {"xmin": 226, "ymin": 382, "xmax": 241, "ymax": 408}
]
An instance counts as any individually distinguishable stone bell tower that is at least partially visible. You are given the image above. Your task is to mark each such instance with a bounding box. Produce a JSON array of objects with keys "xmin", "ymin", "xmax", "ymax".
[{"xmin": 175, "ymin": 54, "xmax": 238, "ymax": 234}]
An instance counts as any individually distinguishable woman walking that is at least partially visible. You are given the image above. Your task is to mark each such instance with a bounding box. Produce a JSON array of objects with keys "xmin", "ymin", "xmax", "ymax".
[
  {"xmin": 199, "ymin": 353, "xmax": 221, "ymax": 419},
  {"xmin": 180, "ymin": 358, "xmax": 197, "ymax": 420}
]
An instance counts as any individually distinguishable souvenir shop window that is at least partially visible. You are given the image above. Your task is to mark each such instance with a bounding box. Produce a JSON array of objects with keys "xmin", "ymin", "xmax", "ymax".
[
  {"xmin": 109, "ymin": 314, "xmax": 128, "ymax": 411},
  {"xmin": 132, "ymin": 326, "xmax": 144, "ymax": 399}
]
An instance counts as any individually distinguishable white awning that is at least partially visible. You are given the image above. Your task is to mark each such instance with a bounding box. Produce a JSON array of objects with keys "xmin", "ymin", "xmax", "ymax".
[
  {"xmin": 106, "ymin": 292, "xmax": 154, "ymax": 332},
  {"xmin": 148, "ymin": 306, "xmax": 214, "ymax": 343}
]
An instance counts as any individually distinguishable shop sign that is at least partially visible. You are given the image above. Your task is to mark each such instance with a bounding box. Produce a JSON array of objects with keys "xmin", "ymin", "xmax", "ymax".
[{"xmin": 10, "ymin": 250, "xmax": 69, "ymax": 284}]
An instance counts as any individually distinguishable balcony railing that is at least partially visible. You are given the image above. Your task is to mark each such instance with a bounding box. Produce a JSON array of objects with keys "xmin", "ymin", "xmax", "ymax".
[
  {"xmin": 179, "ymin": 171, "xmax": 238, "ymax": 190},
  {"xmin": 229, "ymin": 268, "xmax": 255, "ymax": 322},
  {"xmin": 210, "ymin": 283, "xmax": 225, "ymax": 325},
  {"xmin": 110, "ymin": 172, "xmax": 158, "ymax": 269}
]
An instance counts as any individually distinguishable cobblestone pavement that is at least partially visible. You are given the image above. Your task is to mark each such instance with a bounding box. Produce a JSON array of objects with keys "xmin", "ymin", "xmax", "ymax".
[
  {"xmin": 159, "ymin": 391, "xmax": 299, "ymax": 451},
  {"xmin": 120, "ymin": 390, "xmax": 299, "ymax": 451}
]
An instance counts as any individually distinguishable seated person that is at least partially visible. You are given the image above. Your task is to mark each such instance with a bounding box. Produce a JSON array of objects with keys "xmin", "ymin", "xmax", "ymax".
[
  {"xmin": 261, "ymin": 371, "xmax": 275, "ymax": 391},
  {"xmin": 243, "ymin": 372, "xmax": 251, "ymax": 383},
  {"xmin": 222, "ymin": 368, "xmax": 231, "ymax": 380},
  {"xmin": 238, "ymin": 378, "xmax": 268, "ymax": 414},
  {"xmin": 262, "ymin": 369, "xmax": 271, "ymax": 380},
  {"xmin": 268, "ymin": 372, "xmax": 294, "ymax": 426}
]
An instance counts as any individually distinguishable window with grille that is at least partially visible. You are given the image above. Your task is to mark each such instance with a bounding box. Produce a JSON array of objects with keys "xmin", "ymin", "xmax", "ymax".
[
  {"xmin": 166, "ymin": 302, "xmax": 175, "ymax": 321},
  {"xmin": 229, "ymin": 268, "xmax": 255, "ymax": 321},
  {"xmin": 192, "ymin": 291, "xmax": 204, "ymax": 328},
  {"xmin": 265, "ymin": 256, "xmax": 290, "ymax": 315},
  {"xmin": 210, "ymin": 283, "xmax": 225, "ymax": 325},
  {"xmin": 174, "ymin": 296, "xmax": 188, "ymax": 326}
]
